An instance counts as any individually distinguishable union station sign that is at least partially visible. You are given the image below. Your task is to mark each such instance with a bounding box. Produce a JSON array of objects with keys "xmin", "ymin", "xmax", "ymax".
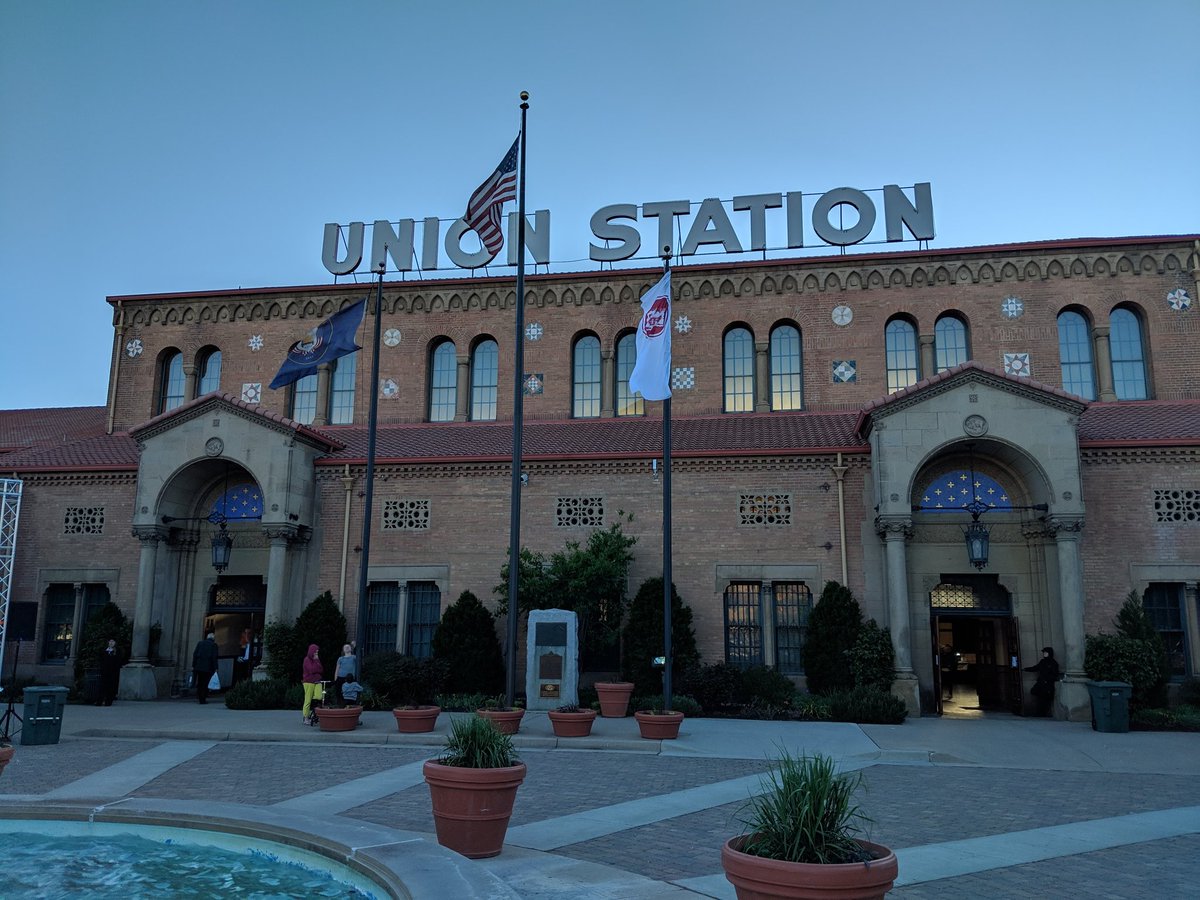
[{"xmin": 322, "ymin": 182, "xmax": 935, "ymax": 276}]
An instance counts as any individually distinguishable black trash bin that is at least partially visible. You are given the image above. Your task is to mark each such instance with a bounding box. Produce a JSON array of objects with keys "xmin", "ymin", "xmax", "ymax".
[
  {"xmin": 21, "ymin": 685, "xmax": 70, "ymax": 745},
  {"xmin": 1087, "ymin": 680, "xmax": 1132, "ymax": 733},
  {"xmin": 83, "ymin": 670, "xmax": 102, "ymax": 705}
]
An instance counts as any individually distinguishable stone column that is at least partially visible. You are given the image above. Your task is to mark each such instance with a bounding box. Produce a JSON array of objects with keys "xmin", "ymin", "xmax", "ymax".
[
  {"xmin": 1048, "ymin": 517, "xmax": 1090, "ymax": 721},
  {"xmin": 876, "ymin": 515, "xmax": 920, "ymax": 716},
  {"xmin": 256, "ymin": 525, "xmax": 297, "ymax": 677},
  {"xmin": 454, "ymin": 353, "xmax": 470, "ymax": 422},
  {"xmin": 1092, "ymin": 325, "xmax": 1117, "ymax": 401},
  {"xmin": 919, "ymin": 334, "xmax": 935, "ymax": 378},
  {"xmin": 600, "ymin": 348, "xmax": 615, "ymax": 418},
  {"xmin": 754, "ymin": 341, "xmax": 770, "ymax": 412},
  {"xmin": 121, "ymin": 525, "xmax": 167, "ymax": 699},
  {"xmin": 65, "ymin": 582, "xmax": 85, "ymax": 672},
  {"xmin": 312, "ymin": 363, "xmax": 333, "ymax": 426},
  {"xmin": 183, "ymin": 363, "xmax": 198, "ymax": 401}
]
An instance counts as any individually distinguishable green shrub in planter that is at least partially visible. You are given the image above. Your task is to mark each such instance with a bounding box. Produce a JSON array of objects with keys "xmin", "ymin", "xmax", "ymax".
[
  {"xmin": 849, "ymin": 620, "xmax": 894, "ymax": 692},
  {"xmin": 803, "ymin": 582, "xmax": 863, "ymax": 695},
  {"xmin": 621, "ymin": 578, "xmax": 701, "ymax": 696},
  {"xmin": 362, "ymin": 652, "xmax": 449, "ymax": 707},
  {"xmin": 678, "ymin": 662, "xmax": 743, "ymax": 713},
  {"xmin": 631, "ymin": 693, "xmax": 702, "ymax": 718},
  {"xmin": 439, "ymin": 715, "xmax": 519, "ymax": 768},
  {"xmin": 1084, "ymin": 633, "xmax": 1161, "ymax": 710},
  {"xmin": 432, "ymin": 591, "xmax": 504, "ymax": 695},
  {"xmin": 740, "ymin": 665, "xmax": 797, "ymax": 709},
  {"xmin": 224, "ymin": 677, "xmax": 290, "ymax": 710},
  {"xmin": 826, "ymin": 685, "xmax": 907, "ymax": 724},
  {"xmin": 435, "ymin": 692, "xmax": 491, "ymax": 712}
]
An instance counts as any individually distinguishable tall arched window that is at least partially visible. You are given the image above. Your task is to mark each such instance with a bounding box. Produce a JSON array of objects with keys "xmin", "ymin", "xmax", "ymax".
[
  {"xmin": 934, "ymin": 315, "xmax": 969, "ymax": 373},
  {"xmin": 724, "ymin": 326, "xmax": 755, "ymax": 412},
  {"xmin": 290, "ymin": 373, "xmax": 317, "ymax": 424},
  {"xmin": 429, "ymin": 340, "xmax": 457, "ymax": 422},
  {"xmin": 470, "ymin": 338, "xmax": 499, "ymax": 421},
  {"xmin": 1110, "ymin": 307, "xmax": 1148, "ymax": 400},
  {"xmin": 1057, "ymin": 310, "xmax": 1096, "ymax": 400},
  {"xmin": 885, "ymin": 319, "xmax": 919, "ymax": 393},
  {"xmin": 158, "ymin": 350, "xmax": 185, "ymax": 413},
  {"xmin": 197, "ymin": 348, "xmax": 222, "ymax": 395},
  {"xmin": 615, "ymin": 331, "xmax": 643, "ymax": 416},
  {"xmin": 572, "ymin": 335, "xmax": 601, "ymax": 418},
  {"xmin": 769, "ymin": 324, "xmax": 802, "ymax": 410},
  {"xmin": 329, "ymin": 354, "xmax": 356, "ymax": 424}
]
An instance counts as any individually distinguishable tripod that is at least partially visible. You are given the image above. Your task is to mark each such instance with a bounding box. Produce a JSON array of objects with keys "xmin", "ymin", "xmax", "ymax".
[{"xmin": 0, "ymin": 637, "xmax": 23, "ymax": 742}]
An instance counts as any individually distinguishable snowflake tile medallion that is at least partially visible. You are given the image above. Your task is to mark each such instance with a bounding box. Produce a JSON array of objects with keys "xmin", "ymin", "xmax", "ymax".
[
  {"xmin": 1167, "ymin": 288, "xmax": 1192, "ymax": 312},
  {"xmin": 249, "ymin": 335, "xmax": 264, "ymax": 351},
  {"xmin": 833, "ymin": 360, "xmax": 857, "ymax": 383},
  {"xmin": 241, "ymin": 383, "xmax": 262, "ymax": 404},
  {"xmin": 831, "ymin": 305, "xmax": 853, "ymax": 327},
  {"xmin": 125, "ymin": 338, "xmax": 144, "ymax": 358},
  {"xmin": 1001, "ymin": 296, "xmax": 1024, "ymax": 319},
  {"xmin": 380, "ymin": 378, "xmax": 399, "ymax": 398},
  {"xmin": 675, "ymin": 315, "xmax": 693, "ymax": 334},
  {"xmin": 383, "ymin": 328, "xmax": 402, "ymax": 347},
  {"xmin": 525, "ymin": 322, "xmax": 544, "ymax": 341},
  {"xmin": 1003, "ymin": 352, "xmax": 1031, "ymax": 378},
  {"xmin": 671, "ymin": 367, "xmax": 695, "ymax": 390},
  {"xmin": 524, "ymin": 373, "xmax": 544, "ymax": 395}
]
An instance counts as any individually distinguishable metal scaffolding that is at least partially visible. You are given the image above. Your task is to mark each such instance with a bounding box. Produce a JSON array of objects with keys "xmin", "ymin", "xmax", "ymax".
[{"xmin": 0, "ymin": 479, "xmax": 22, "ymax": 682}]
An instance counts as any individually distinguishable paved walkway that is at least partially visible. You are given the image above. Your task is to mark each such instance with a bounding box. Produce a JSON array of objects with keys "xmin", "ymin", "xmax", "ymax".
[{"xmin": 1, "ymin": 701, "xmax": 1199, "ymax": 898}]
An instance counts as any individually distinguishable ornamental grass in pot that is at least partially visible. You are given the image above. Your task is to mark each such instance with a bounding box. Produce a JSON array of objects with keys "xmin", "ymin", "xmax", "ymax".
[
  {"xmin": 548, "ymin": 702, "xmax": 597, "ymax": 737},
  {"xmin": 721, "ymin": 749, "xmax": 897, "ymax": 899},
  {"xmin": 422, "ymin": 715, "xmax": 526, "ymax": 859}
]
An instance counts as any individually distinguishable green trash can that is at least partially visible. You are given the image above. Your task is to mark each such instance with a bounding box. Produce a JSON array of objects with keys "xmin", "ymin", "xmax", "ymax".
[
  {"xmin": 1087, "ymin": 680, "xmax": 1132, "ymax": 733},
  {"xmin": 21, "ymin": 685, "xmax": 70, "ymax": 746}
]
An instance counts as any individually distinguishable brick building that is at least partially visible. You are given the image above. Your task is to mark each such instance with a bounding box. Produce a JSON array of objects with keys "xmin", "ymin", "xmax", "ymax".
[{"xmin": 3, "ymin": 234, "xmax": 1199, "ymax": 719}]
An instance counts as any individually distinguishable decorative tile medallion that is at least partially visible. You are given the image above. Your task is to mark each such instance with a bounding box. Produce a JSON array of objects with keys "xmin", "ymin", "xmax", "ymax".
[
  {"xmin": 675, "ymin": 315, "xmax": 693, "ymax": 334},
  {"xmin": 383, "ymin": 328, "xmax": 402, "ymax": 347},
  {"xmin": 1001, "ymin": 296, "xmax": 1025, "ymax": 319},
  {"xmin": 671, "ymin": 367, "xmax": 695, "ymax": 390},
  {"xmin": 1003, "ymin": 352, "xmax": 1031, "ymax": 377},
  {"xmin": 525, "ymin": 322, "xmax": 544, "ymax": 341},
  {"xmin": 241, "ymin": 382, "xmax": 262, "ymax": 404},
  {"xmin": 125, "ymin": 338, "xmax": 144, "ymax": 358},
  {"xmin": 380, "ymin": 378, "xmax": 399, "ymax": 398},
  {"xmin": 833, "ymin": 360, "xmax": 857, "ymax": 383},
  {"xmin": 1167, "ymin": 288, "xmax": 1192, "ymax": 312},
  {"xmin": 831, "ymin": 305, "xmax": 853, "ymax": 327},
  {"xmin": 249, "ymin": 334, "xmax": 264, "ymax": 351},
  {"xmin": 523, "ymin": 373, "xmax": 544, "ymax": 395}
]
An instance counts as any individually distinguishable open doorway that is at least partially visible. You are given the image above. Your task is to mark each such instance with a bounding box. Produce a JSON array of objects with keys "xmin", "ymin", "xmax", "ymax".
[
  {"xmin": 204, "ymin": 575, "xmax": 266, "ymax": 688},
  {"xmin": 930, "ymin": 577, "xmax": 1022, "ymax": 717}
]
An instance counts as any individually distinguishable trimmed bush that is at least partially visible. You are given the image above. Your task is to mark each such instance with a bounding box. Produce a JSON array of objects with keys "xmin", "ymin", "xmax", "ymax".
[
  {"xmin": 849, "ymin": 620, "xmax": 894, "ymax": 691},
  {"xmin": 631, "ymin": 693, "xmax": 702, "ymax": 718},
  {"xmin": 1113, "ymin": 591, "xmax": 1170, "ymax": 708},
  {"xmin": 803, "ymin": 582, "xmax": 863, "ymax": 695},
  {"xmin": 284, "ymin": 682, "xmax": 305, "ymax": 710},
  {"xmin": 264, "ymin": 591, "xmax": 348, "ymax": 685},
  {"xmin": 679, "ymin": 662, "xmax": 743, "ymax": 713},
  {"xmin": 826, "ymin": 685, "xmax": 907, "ymax": 724},
  {"xmin": 1084, "ymin": 633, "xmax": 1161, "ymax": 710},
  {"xmin": 362, "ymin": 652, "xmax": 449, "ymax": 707},
  {"xmin": 739, "ymin": 665, "xmax": 797, "ymax": 709},
  {"xmin": 435, "ymin": 692, "xmax": 492, "ymax": 712},
  {"xmin": 1178, "ymin": 678, "xmax": 1200, "ymax": 708},
  {"xmin": 73, "ymin": 602, "xmax": 132, "ymax": 693},
  {"xmin": 432, "ymin": 591, "xmax": 505, "ymax": 695},
  {"xmin": 224, "ymin": 677, "xmax": 289, "ymax": 710},
  {"xmin": 792, "ymin": 693, "xmax": 833, "ymax": 721},
  {"xmin": 621, "ymin": 578, "xmax": 701, "ymax": 696}
]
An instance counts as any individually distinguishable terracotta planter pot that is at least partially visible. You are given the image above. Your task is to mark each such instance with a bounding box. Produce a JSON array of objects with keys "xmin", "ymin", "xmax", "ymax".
[
  {"xmin": 393, "ymin": 705, "xmax": 441, "ymax": 733},
  {"xmin": 595, "ymin": 681, "xmax": 635, "ymax": 717},
  {"xmin": 548, "ymin": 708, "xmax": 597, "ymax": 737},
  {"xmin": 634, "ymin": 709, "xmax": 684, "ymax": 739},
  {"xmin": 476, "ymin": 708, "xmax": 524, "ymax": 735},
  {"xmin": 0, "ymin": 744, "xmax": 13, "ymax": 778},
  {"xmin": 423, "ymin": 760, "xmax": 527, "ymax": 859},
  {"xmin": 721, "ymin": 835, "xmax": 898, "ymax": 900},
  {"xmin": 314, "ymin": 705, "xmax": 362, "ymax": 732}
]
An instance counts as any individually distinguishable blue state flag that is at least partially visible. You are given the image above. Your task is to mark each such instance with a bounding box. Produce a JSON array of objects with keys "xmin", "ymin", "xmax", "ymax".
[{"xmin": 269, "ymin": 299, "xmax": 367, "ymax": 390}]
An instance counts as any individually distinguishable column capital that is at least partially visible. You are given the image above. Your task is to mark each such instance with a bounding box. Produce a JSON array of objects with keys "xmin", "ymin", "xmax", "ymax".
[
  {"xmin": 262, "ymin": 523, "xmax": 300, "ymax": 544},
  {"xmin": 132, "ymin": 524, "xmax": 168, "ymax": 544},
  {"xmin": 1045, "ymin": 516, "xmax": 1084, "ymax": 538},
  {"xmin": 875, "ymin": 515, "xmax": 913, "ymax": 539}
]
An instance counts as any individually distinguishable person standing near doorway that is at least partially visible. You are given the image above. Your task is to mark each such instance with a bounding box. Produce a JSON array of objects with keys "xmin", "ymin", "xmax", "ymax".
[
  {"xmin": 1024, "ymin": 646, "xmax": 1060, "ymax": 716},
  {"xmin": 98, "ymin": 638, "xmax": 121, "ymax": 706},
  {"xmin": 940, "ymin": 643, "xmax": 958, "ymax": 701},
  {"xmin": 192, "ymin": 632, "xmax": 219, "ymax": 704},
  {"xmin": 234, "ymin": 629, "xmax": 253, "ymax": 685}
]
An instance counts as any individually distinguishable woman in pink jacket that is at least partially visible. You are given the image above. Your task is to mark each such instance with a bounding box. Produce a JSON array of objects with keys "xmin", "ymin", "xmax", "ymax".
[{"xmin": 302, "ymin": 643, "xmax": 323, "ymax": 724}]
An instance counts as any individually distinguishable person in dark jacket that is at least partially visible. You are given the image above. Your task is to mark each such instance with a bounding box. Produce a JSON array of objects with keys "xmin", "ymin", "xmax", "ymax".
[
  {"xmin": 1024, "ymin": 646, "xmax": 1060, "ymax": 716},
  {"xmin": 192, "ymin": 632, "xmax": 219, "ymax": 704},
  {"xmin": 97, "ymin": 638, "xmax": 122, "ymax": 706}
]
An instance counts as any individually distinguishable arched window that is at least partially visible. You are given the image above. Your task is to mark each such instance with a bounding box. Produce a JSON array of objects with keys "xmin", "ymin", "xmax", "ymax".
[
  {"xmin": 573, "ymin": 334, "xmax": 601, "ymax": 418},
  {"xmin": 1057, "ymin": 310, "xmax": 1096, "ymax": 400},
  {"xmin": 197, "ymin": 348, "xmax": 222, "ymax": 395},
  {"xmin": 918, "ymin": 470, "xmax": 1013, "ymax": 511},
  {"xmin": 769, "ymin": 324, "xmax": 802, "ymax": 410},
  {"xmin": 934, "ymin": 315, "xmax": 969, "ymax": 373},
  {"xmin": 885, "ymin": 319, "xmax": 919, "ymax": 393},
  {"xmin": 158, "ymin": 350, "xmax": 185, "ymax": 413},
  {"xmin": 329, "ymin": 354, "xmax": 356, "ymax": 424},
  {"xmin": 724, "ymin": 326, "xmax": 755, "ymax": 412},
  {"xmin": 428, "ymin": 340, "xmax": 457, "ymax": 422},
  {"xmin": 470, "ymin": 338, "xmax": 499, "ymax": 421},
  {"xmin": 615, "ymin": 331, "xmax": 643, "ymax": 416},
  {"xmin": 1110, "ymin": 307, "xmax": 1148, "ymax": 400},
  {"xmin": 290, "ymin": 373, "xmax": 317, "ymax": 424}
]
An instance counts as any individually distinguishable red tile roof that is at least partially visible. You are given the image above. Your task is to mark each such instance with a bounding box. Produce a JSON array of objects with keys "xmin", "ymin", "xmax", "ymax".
[
  {"xmin": 0, "ymin": 406, "xmax": 107, "ymax": 454},
  {"xmin": 0, "ymin": 431, "xmax": 140, "ymax": 471},
  {"xmin": 1079, "ymin": 400, "xmax": 1200, "ymax": 446},
  {"xmin": 130, "ymin": 392, "xmax": 344, "ymax": 450}
]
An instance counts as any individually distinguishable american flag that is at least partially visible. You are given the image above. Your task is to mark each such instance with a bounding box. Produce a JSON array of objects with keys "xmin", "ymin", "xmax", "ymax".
[{"xmin": 464, "ymin": 135, "xmax": 520, "ymax": 260}]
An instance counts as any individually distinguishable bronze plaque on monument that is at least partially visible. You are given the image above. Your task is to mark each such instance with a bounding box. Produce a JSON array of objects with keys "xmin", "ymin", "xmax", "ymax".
[
  {"xmin": 539, "ymin": 651, "xmax": 563, "ymax": 680},
  {"xmin": 540, "ymin": 683, "xmax": 560, "ymax": 699}
]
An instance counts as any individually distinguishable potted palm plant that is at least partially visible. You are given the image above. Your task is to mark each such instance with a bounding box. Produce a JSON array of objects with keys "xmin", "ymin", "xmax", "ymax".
[
  {"xmin": 547, "ymin": 702, "xmax": 597, "ymax": 737},
  {"xmin": 422, "ymin": 715, "xmax": 526, "ymax": 858},
  {"xmin": 476, "ymin": 696, "xmax": 524, "ymax": 735},
  {"xmin": 721, "ymin": 750, "xmax": 897, "ymax": 899}
]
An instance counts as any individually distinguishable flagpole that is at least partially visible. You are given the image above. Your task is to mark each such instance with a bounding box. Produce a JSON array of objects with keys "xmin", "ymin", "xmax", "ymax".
[
  {"xmin": 505, "ymin": 91, "xmax": 529, "ymax": 707},
  {"xmin": 661, "ymin": 246, "xmax": 674, "ymax": 712},
  {"xmin": 354, "ymin": 262, "xmax": 386, "ymax": 660}
]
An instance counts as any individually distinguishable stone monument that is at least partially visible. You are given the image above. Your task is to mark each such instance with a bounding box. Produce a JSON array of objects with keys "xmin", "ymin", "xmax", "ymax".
[{"xmin": 525, "ymin": 609, "xmax": 578, "ymax": 710}]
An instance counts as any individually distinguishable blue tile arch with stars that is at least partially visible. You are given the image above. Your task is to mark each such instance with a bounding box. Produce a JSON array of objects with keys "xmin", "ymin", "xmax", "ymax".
[
  {"xmin": 210, "ymin": 483, "xmax": 264, "ymax": 521},
  {"xmin": 918, "ymin": 471, "xmax": 1012, "ymax": 511}
]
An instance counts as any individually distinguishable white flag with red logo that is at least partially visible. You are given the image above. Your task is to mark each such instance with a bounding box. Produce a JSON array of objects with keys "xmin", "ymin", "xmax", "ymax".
[{"xmin": 629, "ymin": 271, "xmax": 672, "ymax": 401}]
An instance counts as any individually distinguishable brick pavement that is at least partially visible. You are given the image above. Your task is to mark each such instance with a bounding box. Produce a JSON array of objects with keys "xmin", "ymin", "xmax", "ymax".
[{"xmin": 0, "ymin": 740, "xmax": 159, "ymax": 795}]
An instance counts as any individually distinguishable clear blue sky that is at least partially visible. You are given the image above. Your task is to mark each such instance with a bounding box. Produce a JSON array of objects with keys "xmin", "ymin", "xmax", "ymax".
[{"xmin": 2, "ymin": 1, "xmax": 1197, "ymax": 410}]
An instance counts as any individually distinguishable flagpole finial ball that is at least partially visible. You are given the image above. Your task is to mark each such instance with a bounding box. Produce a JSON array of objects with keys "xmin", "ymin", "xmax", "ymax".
[
  {"xmin": 662, "ymin": 245, "xmax": 671, "ymax": 258},
  {"xmin": 520, "ymin": 91, "xmax": 529, "ymax": 101}
]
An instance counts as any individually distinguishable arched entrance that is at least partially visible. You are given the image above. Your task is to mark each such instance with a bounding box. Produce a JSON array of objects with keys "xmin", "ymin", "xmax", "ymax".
[{"xmin": 930, "ymin": 576, "xmax": 1022, "ymax": 717}]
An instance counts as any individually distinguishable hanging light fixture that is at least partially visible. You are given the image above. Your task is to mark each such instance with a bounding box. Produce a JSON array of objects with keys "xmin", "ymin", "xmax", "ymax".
[
  {"xmin": 964, "ymin": 515, "xmax": 990, "ymax": 569},
  {"xmin": 211, "ymin": 522, "xmax": 233, "ymax": 572}
]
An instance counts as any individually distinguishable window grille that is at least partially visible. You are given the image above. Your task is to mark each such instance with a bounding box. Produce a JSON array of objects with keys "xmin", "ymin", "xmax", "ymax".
[
  {"xmin": 739, "ymin": 494, "xmax": 792, "ymax": 526},
  {"xmin": 723, "ymin": 582, "xmax": 762, "ymax": 668},
  {"xmin": 1143, "ymin": 584, "xmax": 1189, "ymax": 677},
  {"xmin": 773, "ymin": 582, "xmax": 811, "ymax": 675},
  {"xmin": 405, "ymin": 582, "xmax": 441, "ymax": 659},
  {"xmin": 365, "ymin": 583, "xmax": 400, "ymax": 655},
  {"xmin": 1154, "ymin": 489, "xmax": 1200, "ymax": 523},
  {"xmin": 64, "ymin": 507, "xmax": 105, "ymax": 534},
  {"xmin": 382, "ymin": 499, "xmax": 431, "ymax": 530},
  {"xmin": 556, "ymin": 497, "xmax": 604, "ymax": 527}
]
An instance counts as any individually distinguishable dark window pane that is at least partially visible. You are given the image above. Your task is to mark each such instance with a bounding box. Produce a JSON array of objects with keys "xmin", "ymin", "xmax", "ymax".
[
  {"xmin": 471, "ymin": 339, "xmax": 499, "ymax": 421},
  {"xmin": 573, "ymin": 335, "xmax": 601, "ymax": 418},
  {"xmin": 405, "ymin": 582, "xmax": 441, "ymax": 659},
  {"xmin": 1110, "ymin": 308, "xmax": 1148, "ymax": 400},
  {"xmin": 198, "ymin": 350, "xmax": 222, "ymax": 395},
  {"xmin": 160, "ymin": 352, "xmax": 185, "ymax": 413},
  {"xmin": 935, "ymin": 316, "xmax": 969, "ymax": 372},
  {"xmin": 429, "ymin": 341, "xmax": 457, "ymax": 422},
  {"xmin": 773, "ymin": 582, "xmax": 811, "ymax": 675},
  {"xmin": 1057, "ymin": 311, "xmax": 1096, "ymax": 400},
  {"xmin": 42, "ymin": 583, "xmax": 75, "ymax": 662},
  {"xmin": 330, "ymin": 353, "xmax": 357, "ymax": 424},
  {"xmin": 291, "ymin": 373, "xmax": 317, "ymax": 424},
  {"xmin": 1143, "ymin": 583, "xmax": 1188, "ymax": 677},
  {"xmin": 770, "ymin": 325, "xmax": 802, "ymax": 411},
  {"xmin": 724, "ymin": 328, "xmax": 755, "ymax": 412},
  {"xmin": 365, "ymin": 583, "xmax": 400, "ymax": 656},
  {"xmin": 885, "ymin": 320, "xmax": 919, "ymax": 393},
  {"xmin": 724, "ymin": 582, "xmax": 762, "ymax": 668}
]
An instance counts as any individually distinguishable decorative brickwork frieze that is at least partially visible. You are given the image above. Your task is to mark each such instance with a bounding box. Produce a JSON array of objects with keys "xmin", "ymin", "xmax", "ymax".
[
  {"xmin": 1154, "ymin": 489, "xmax": 1200, "ymax": 523},
  {"xmin": 556, "ymin": 496, "xmax": 603, "ymax": 527},
  {"xmin": 738, "ymin": 493, "xmax": 792, "ymax": 526},
  {"xmin": 382, "ymin": 499, "xmax": 431, "ymax": 530},
  {"xmin": 63, "ymin": 507, "xmax": 104, "ymax": 534}
]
